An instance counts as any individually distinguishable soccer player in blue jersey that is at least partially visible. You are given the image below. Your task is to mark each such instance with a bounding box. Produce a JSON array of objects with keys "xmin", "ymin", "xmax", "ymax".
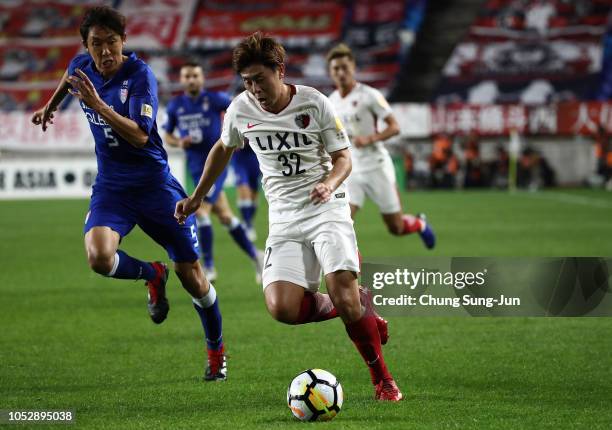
[
  {"xmin": 163, "ymin": 63, "xmax": 262, "ymax": 282},
  {"xmin": 232, "ymin": 142, "xmax": 261, "ymax": 241},
  {"xmin": 30, "ymin": 6, "xmax": 227, "ymax": 381}
]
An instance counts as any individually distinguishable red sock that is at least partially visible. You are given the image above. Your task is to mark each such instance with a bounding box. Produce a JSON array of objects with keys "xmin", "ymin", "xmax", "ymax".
[
  {"xmin": 345, "ymin": 315, "xmax": 391, "ymax": 384},
  {"xmin": 295, "ymin": 292, "xmax": 338, "ymax": 324},
  {"xmin": 402, "ymin": 214, "xmax": 423, "ymax": 235}
]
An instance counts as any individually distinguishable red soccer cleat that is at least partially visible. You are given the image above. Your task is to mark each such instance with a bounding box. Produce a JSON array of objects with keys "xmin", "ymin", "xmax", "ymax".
[
  {"xmin": 204, "ymin": 347, "xmax": 227, "ymax": 381},
  {"xmin": 145, "ymin": 262, "xmax": 169, "ymax": 324},
  {"xmin": 375, "ymin": 378, "xmax": 404, "ymax": 401}
]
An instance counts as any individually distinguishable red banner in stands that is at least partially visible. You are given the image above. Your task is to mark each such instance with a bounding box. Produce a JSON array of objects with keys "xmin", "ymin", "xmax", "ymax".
[
  {"xmin": 431, "ymin": 104, "xmax": 532, "ymax": 135},
  {"xmin": 352, "ymin": 1, "xmax": 405, "ymax": 24},
  {"xmin": 0, "ymin": 42, "xmax": 81, "ymax": 84},
  {"xmin": 121, "ymin": 0, "xmax": 197, "ymax": 49},
  {"xmin": 187, "ymin": 5, "xmax": 343, "ymax": 48},
  {"xmin": 436, "ymin": 0, "xmax": 612, "ymax": 104},
  {"xmin": 0, "ymin": 1, "xmax": 96, "ymax": 40},
  {"xmin": 430, "ymin": 102, "xmax": 612, "ymax": 136},
  {"xmin": 557, "ymin": 102, "xmax": 612, "ymax": 135}
]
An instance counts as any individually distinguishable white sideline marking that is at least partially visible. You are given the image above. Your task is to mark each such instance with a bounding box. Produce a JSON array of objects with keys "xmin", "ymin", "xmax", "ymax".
[{"xmin": 520, "ymin": 192, "xmax": 612, "ymax": 209}]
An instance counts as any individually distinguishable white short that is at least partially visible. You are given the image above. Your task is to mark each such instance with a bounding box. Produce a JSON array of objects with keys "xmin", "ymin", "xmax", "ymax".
[
  {"xmin": 262, "ymin": 205, "xmax": 360, "ymax": 292},
  {"xmin": 346, "ymin": 156, "xmax": 402, "ymax": 214}
]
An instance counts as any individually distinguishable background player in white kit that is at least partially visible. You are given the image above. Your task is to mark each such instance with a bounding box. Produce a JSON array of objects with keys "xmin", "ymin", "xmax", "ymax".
[
  {"xmin": 327, "ymin": 44, "xmax": 436, "ymax": 249},
  {"xmin": 175, "ymin": 32, "xmax": 403, "ymax": 401}
]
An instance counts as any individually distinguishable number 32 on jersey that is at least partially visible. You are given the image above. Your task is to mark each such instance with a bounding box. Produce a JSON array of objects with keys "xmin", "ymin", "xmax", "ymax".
[{"xmin": 278, "ymin": 152, "xmax": 305, "ymax": 176}]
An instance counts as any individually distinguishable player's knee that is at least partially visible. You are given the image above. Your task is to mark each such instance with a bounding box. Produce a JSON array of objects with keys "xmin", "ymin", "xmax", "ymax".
[
  {"xmin": 332, "ymin": 294, "xmax": 362, "ymax": 322},
  {"xmin": 265, "ymin": 297, "xmax": 298, "ymax": 324},
  {"xmin": 175, "ymin": 262, "xmax": 208, "ymax": 297},
  {"xmin": 87, "ymin": 250, "xmax": 115, "ymax": 275},
  {"xmin": 218, "ymin": 214, "xmax": 233, "ymax": 226}
]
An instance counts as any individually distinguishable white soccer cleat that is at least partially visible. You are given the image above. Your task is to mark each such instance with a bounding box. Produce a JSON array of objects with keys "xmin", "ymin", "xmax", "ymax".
[
  {"xmin": 246, "ymin": 226, "xmax": 257, "ymax": 242},
  {"xmin": 254, "ymin": 249, "xmax": 264, "ymax": 284},
  {"xmin": 204, "ymin": 266, "xmax": 217, "ymax": 283}
]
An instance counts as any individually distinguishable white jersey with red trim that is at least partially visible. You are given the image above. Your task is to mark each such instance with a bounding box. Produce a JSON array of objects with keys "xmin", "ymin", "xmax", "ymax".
[
  {"xmin": 329, "ymin": 82, "xmax": 394, "ymax": 173},
  {"xmin": 221, "ymin": 84, "xmax": 351, "ymax": 223}
]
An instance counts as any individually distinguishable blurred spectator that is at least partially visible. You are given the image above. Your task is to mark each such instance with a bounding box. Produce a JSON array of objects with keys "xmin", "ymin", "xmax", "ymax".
[
  {"xmin": 21, "ymin": 7, "xmax": 62, "ymax": 38},
  {"xmin": 0, "ymin": 11, "xmax": 9, "ymax": 33},
  {"xmin": 403, "ymin": 149, "xmax": 414, "ymax": 190},
  {"xmin": 594, "ymin": 126, "xmax": 612, "ymax": 189},
  {"xmin": 462, "ymin": 133, "xmax": 484, "ymax": 188},
  {"xmin": 429, "ymin": 134, "xmax": 459, "ymax": 188},
  {"xmin": 0, "ymin": 92, "xmax": 18, "ymax": 111},
  {"xmin": 490, "ymin": 145, "xmax": 510, "ymax": 188},
  {"xmin": 518, "ymin": 147, "xmax": 556, "ymax": 190},
  {"xmin": 0, "ymin": 50, "xmax": 36, "ymax": 81},
  {"xmin": 24, "ymin": 90, "xmax": 42, "ymax": 112}
]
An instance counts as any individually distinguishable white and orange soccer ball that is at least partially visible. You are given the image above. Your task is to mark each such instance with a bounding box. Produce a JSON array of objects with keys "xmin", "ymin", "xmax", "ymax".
[{"xmin": 287, "ymin": 369, "xmax": 343, "ymax": 422}]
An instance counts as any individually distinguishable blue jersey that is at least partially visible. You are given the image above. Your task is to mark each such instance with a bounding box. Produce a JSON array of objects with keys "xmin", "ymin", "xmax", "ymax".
[
  {"xmin": 164, "ymin": 91, "xmax": 231, "ymax": 170},
  {"xmin": 232, "ymin": 143, "xmax": 261, "ymax": 191},
  {"xmin": 68, "ymin": 52, "xmax": 169, "ymax": 191}
]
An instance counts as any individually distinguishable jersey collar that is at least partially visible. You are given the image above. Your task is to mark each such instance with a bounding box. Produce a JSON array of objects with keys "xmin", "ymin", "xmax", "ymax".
[
  {"xmin": 92, "ymin": 52, "xmax": 137, "ymax": 87},
  {"xmin": 257, "ymin": 84, "xmax": 296, "ymax": 115},
  {"xmin": 184, "ymin": 90, "xmax": 207, "ymax": 103},
  {"xmin": 338, "ymin": 81, "xmax": 359, "ymax": 99}
]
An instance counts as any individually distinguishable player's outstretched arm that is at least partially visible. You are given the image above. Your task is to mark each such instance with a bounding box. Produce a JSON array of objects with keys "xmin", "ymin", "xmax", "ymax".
[
  {"xmin": 310, "ymin": 148, "xmax": 352, "ymax": 205},
  {"xmin": 175, "ymin": 139, "xmax": 235, "ymax": 224},
  {"xmin": 67, "ymin": 69, "xmax": 149, "ymax": 148},
  {"xmin": 31, "ymin": 70, "xmax": 71, "ymax": 132}
]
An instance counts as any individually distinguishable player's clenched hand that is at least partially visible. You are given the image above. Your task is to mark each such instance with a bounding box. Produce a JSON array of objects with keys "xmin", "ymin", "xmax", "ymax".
[
  {"xmin": 352, "ymin": 135, "xmax": 372, "ymax": 148},
  {"xmin": 180, "ymin": 136, "xmax": 192, "ymax": 149},
  {"xmin": 174, "ymin": 196, "xmax": 200, "ymax": 225},
  {"xmin": 310, "ymin": 182, "xmax": 332, "ymax": 205},
  {"xmin": 67, "ymin": 69, "xmax": 105, "ymax": 111},
  {"xmin": 31, "ymin": 105, "xmax": 56, "ymax": 132}
]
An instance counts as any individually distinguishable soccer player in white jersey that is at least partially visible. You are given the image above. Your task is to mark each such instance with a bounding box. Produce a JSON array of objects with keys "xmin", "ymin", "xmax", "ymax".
[
  {"xmin": 327, "ymin": 44, "xmax": 436, "ymax": 249},
  {"xmin": 175, "ymin": 32, "xmax": 403, "ymax": 401}
]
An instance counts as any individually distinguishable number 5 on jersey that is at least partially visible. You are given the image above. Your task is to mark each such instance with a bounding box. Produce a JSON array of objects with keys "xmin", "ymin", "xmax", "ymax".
[{"xmin": 104, "ymin": 127, "xmax": 119, "ymax": 147}]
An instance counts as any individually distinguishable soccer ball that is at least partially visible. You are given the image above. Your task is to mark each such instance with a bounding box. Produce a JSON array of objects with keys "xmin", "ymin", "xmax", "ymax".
[{"xmin": 286, "ymin": 369, "xmax": 343, "ymax": 422}]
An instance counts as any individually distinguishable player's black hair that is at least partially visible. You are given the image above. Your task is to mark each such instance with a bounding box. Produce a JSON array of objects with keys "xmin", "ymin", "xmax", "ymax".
[
  {"xmin": 79, "ymin": 6, "xmax": 126, "ymax": 44},
  {"xmin": 180, "ymin": 61, "xmax": 203, "ymax": 70},
  {"xmin": 232, "ymin": 31, "xmax": 286, "ymax": 73}
]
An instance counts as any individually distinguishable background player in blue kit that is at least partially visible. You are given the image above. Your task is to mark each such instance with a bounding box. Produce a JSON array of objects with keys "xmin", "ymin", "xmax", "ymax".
[
  {"xmin": 164, "ymin": 62, "xmax": 262, "ymax": 283},
  {"xmin": 232, "ymin": 141, "xmax": 261, "ymax": 241},
  {"xmin": 30, "ymin": 6, "xmax": 228, "ymax": 381}
]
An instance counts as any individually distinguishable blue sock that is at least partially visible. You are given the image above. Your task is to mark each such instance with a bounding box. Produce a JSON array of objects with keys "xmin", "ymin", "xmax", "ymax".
[
  {"xmin": 192, "ymin": 285, "xmax": 223, "ymax": 351},
  {"xmin": 197, "ymin": 215, "xmax": 214, "ymax": 269},
  {"xmin": 238, "ymin": 199, "xmax": 256, "ymax": 228},
  {"xmin": 107, "ymin": 250, "xmax": 156, "ymax": 281},
  {"xmin": 227, "ymin": 217, "xmax": 256, "ymax": 260}
]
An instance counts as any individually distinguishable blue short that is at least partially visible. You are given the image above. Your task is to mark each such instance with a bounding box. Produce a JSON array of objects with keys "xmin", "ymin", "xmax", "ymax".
[
  {"xmin": 84, "ymin": 174, "xmax": 200, "ymax": 263},
  {"xmin": 232, "ymin": 148, "xmax": 261, "ymax": 191},
  {"xmin": 187, "ymin": 152, "xmax": 227, "ymax": 205}
]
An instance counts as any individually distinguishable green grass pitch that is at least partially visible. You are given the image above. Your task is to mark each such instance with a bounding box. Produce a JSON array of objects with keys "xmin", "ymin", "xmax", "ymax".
[{"xmin": 1, "ymin": 189, "xmax": 612, "ymax": 429}]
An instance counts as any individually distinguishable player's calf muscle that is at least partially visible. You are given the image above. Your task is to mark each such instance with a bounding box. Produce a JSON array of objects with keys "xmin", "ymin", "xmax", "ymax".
[
  {"xmin": 386, "ymin": 221, "xmax": 404, "ymax": 236},
  {"xmin": 326, "ymin": 272, "xmax": 361, "ymax": 323},
  {"xmin": 174, "ymin": 261, "xmax": 209, "ymax": 298},
  {"xmin": 382, "ymin": 213, "xmax": 404, "ymax": 235}
]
